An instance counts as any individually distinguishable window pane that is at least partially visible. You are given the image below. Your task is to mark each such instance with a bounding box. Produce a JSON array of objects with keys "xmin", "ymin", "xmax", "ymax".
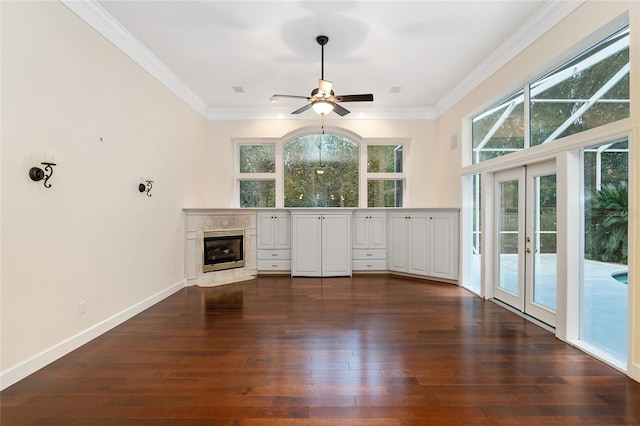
[
  {"xmin": 283, "ymin": 133, "xmax": 359, "ymax": 208},
  {"xmin": 533, "ymin": 174, "xmax": 557, "ymax": 311},
  {"xmin": 467, "ymin": 174, "xmax": 481, "ymax": 293},
  {"xmin": 367, "ymin": 145, "xmax": 403, "ymax": 172},
  {"xmin": 472, "ymin": 90, "xmax": 525, "ymax": 164},
  {"xmin": 239, "ymin": 180, "xmax": 275, "ymax": 208},
  {"xmin": 498, "ymin": 179, "xmax": 519, "ymax": 295},
  {"xmin": 531, "ymin": 27, "xmax": 629, "ymax": 146},
  {"xmin": 581, "ymin": 139, "xmax": 628, "ymax": 361},
  {"xmin": 239, "ymin": 144, "xmax": 275, "ymax": 173},
  {"xmin": 367, "ymin": 180, "xmax": 403, "ymax": 207}
]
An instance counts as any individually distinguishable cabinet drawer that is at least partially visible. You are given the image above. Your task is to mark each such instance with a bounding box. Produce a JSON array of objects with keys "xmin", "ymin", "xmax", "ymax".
[
  {"xmin": 352, "ymin": 249, "xmax": 386, "ymax": 260},
  {"xmin": 257, "ymin": 260, "xmax": 291, "ymax": 271},
  {"xmin": 257, "ymin": 249, "xmax": 291, "ymax": 260},
  {"xmin": 352, "ymin": 259, "xmax": 387, "ymax": 271}
]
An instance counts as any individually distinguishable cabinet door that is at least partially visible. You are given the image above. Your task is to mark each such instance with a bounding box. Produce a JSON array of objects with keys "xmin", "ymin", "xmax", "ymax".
[
  {"xmin": 429, "ymin": 212, "xmax": 459, "ymax": 279},
  {"xmin": 389, "ymin": 214, "xmax": 408, "ymax": 272},
  {"xmin": 408, "ymin": 215, "xmax": 429, "ymax": 275},
  {"xmin": 257, "ymin": 213, "xmax": 275, "ymax": 249},
  {"xmin": 352, "ymin": 213, "xmax": 368, "ymax": 249},
  {"xmin": 322, "ymin": 214, "xmax": 352, "ymax": 276},
  {"xmin": 291, "ymin": 214, "xmax": 322, "ymax": 276},
  {"xmin": 369, "ymin": 213, "xmax": 386, "ymax": 249},
  {"xmin": 273, "ymin": 214, "xmax": 291, "ymax": 249}
]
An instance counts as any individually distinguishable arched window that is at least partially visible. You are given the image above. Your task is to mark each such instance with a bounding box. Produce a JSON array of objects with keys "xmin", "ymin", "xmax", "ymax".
[{"xmin": 283, "ymin": 133, "xmax": 359, "ymax": 207}]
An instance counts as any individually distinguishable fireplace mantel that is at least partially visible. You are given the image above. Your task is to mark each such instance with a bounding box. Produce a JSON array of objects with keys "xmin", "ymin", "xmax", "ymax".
[{"xmin": 184, "ymin": 210, "xmax": 257, "ymax": 287}]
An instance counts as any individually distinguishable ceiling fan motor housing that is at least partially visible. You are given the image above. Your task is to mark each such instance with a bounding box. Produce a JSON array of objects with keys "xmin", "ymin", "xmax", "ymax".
[{"xmin": 316, "ymin": 35, "xmax": 329, "ymax": 46}]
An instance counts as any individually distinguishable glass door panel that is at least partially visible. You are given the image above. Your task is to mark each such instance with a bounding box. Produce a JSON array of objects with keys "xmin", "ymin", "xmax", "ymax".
[
  {"xmin": 525, "ymin": 162, "xmax": 557, "ymax": 326},
  {"xmin": 494, "ymin": 162, "xmax": 556, "ymax": 327},
  {"xmin": 494, "ymin": 168, "xmax": 525, "ymax": 310},
  {"xmin": 533, "ymin": 176, "xmax": 557, "ymax": 309}
]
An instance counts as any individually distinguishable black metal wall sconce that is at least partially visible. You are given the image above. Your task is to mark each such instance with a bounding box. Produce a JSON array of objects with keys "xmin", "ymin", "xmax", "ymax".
[
  {"xmin": 139, "ymin": 180, "xmax": 153, "ymax": 197},
  {"xmin": 29, "ymin": 152, "xmax": 57, "ymax": 188}
]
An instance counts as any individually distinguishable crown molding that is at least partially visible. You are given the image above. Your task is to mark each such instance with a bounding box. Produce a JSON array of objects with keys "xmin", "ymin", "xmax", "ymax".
[
  {"xmin": 434, "ymin": 0, "xmax": 585, "ymax": 117},
  {"xmin": 61, "ymin": 0, "xmax": 208, "ymax": 117},
  {"xmin": 206, "ymin": 106, "xmax": 437, "ymax": 121}
]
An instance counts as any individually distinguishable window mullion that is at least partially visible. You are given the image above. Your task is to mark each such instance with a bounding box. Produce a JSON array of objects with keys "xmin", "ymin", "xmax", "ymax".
[
  {"xmin": 524, "ymin": 83, "xmax": 531, "ymax": 149},
  {"xmin": 360, "ymin": 145, "xmax": 367, "ymax": 208},
  {"xmin": 275, "ymin": 141, "xmax": 283, "ymax": 209}
]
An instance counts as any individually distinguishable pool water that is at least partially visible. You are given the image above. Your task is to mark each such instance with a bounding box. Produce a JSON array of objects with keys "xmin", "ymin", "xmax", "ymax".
[{"xmin": 611, "ymin": 271, "xmax": 628, "ymax": 285}]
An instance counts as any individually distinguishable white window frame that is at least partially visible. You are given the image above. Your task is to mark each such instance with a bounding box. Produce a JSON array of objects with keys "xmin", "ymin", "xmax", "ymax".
[
  {"xmin": 469, "ymin": 22, "xmax": 629, "ymax": 167},
  {"xmin": 460, "ymin": 15, "xmax": 635, "ymax": 374},
  {"xmin": 234, "ymin": 131, "xmax": 410, "ymax": 209},
  {"xmin": 235, "ymin": 139, "xmax": 279, "ymax": 208}
]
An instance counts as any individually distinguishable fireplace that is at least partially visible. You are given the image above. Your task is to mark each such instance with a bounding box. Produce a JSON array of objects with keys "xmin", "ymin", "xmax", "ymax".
[{"xmin": 203, "ymin": 229, "xmax": 245, "ymax": 273}]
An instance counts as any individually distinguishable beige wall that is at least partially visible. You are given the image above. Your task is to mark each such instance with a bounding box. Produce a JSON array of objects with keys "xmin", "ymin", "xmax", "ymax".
[
  {"xmin": 0, "ymin": 1, "xmax": 206, "ymax": 383},
  {"xmin": 206, "ymin": 119, "xmax": 439, "ymax": 208}
]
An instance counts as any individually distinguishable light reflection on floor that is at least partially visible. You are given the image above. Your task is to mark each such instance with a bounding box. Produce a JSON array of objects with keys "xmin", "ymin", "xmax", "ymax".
[{"xmin": 468, "ymin": 254, "xmax": 628, "ymax": 361}]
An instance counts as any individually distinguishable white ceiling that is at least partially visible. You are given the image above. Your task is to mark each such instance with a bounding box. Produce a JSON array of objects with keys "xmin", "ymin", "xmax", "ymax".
[{"xmin": 83, "ymin": 1, "xmax": 582, "ymax": 119}]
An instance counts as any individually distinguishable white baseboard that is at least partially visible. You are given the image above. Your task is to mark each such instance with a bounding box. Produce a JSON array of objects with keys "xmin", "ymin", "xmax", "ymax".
[{"xmin": 0, "ymin": 279, "xmax": 186, "ymax": 391}]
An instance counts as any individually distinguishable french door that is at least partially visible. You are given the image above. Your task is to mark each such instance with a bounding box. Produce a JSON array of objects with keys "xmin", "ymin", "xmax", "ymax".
[{"xmin": 494, "ymin": 161, "xmax": 557, "ymax": 326}]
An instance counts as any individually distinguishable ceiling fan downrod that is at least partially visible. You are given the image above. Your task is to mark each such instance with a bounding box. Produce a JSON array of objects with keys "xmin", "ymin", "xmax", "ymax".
[{"xmin": 317, "ymin": 35, "xmax": 328, "ymax": 81}]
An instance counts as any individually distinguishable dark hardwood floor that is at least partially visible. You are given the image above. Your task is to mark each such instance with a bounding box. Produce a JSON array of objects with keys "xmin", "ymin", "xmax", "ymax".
[{"xmin": 2, "ymin": 275, "xmax": 640, "ymax": 425}]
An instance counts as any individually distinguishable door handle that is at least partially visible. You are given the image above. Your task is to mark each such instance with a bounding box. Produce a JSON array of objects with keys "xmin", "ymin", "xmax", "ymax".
[{"xmin": 525, "ymin": 248, "xmax": 531, "ymax": 254}]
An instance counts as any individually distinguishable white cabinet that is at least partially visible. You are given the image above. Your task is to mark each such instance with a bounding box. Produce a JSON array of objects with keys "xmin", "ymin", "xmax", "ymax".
[
  {"xmin": 257, "ymin": 211, "xmax": 291, "ymax": 271},
  {"xmin": 389, "ymin": 212, "xmax": 429, "ymax": 275},
  {"xmin": 353, "ymin": 211, "xmax": 386, "ymax": 249},
  {"xmin": 389, "ymin": 210, "xmax": 458, "ymax": 280},
  {"xmin": 352, "ymin": 211, "xmax": 387, "ymax": 271},
  {"xmin": 257, "ymin": 211, "xmax": 290, "ymax": 250},
  {"xmin": 291, "ymin": 212, "xmax": 352, "ymax": 277},
  {"xmin": 429, "ymin": 211, "xmax": 459, "ymax": 280}
]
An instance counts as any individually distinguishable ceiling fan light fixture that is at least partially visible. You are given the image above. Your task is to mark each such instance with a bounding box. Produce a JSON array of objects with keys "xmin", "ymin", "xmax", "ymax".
[{"xmin": 312, "ymin": 100, "xmax": 334, "ymax": 115}]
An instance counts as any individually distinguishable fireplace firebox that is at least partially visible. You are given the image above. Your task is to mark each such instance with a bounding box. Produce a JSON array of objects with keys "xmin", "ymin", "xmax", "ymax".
[{"xmin": 202, "ymin": 229, "xmax": 244, "ymax": 273}]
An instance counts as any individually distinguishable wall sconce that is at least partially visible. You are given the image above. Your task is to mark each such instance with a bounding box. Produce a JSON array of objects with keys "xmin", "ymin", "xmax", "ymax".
[
  {"xmin": 139, "ymin": 180, "xmax": 153, "ymax": 197},
  {"xmin": 29, "ymin": 151, "xmax": 57, "ymax": 188}
]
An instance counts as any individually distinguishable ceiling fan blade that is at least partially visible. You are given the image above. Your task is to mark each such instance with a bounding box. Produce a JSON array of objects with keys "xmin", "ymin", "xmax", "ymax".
[
  {"xmin": 332, "ymin": 103, "xmax": 350, "ymax": 116},
  {"xmin": 318, "ymin": 79, "xmax": 333, "ymax": 95},
  {"xmin": 272, "ymin": 94, "xmax": 311, "ymax": 100},
  {"xmin": 335, "ymin": 94, "xmax": 374, "ymax": 103},
  {"xmin": 291, "ymin": 103, "xmax": 313, "ymax": 114}
]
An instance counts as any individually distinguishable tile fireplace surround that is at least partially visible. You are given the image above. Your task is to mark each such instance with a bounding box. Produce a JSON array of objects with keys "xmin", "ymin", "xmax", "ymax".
[{"xmin": 184, "ymin": 210, "xmax": 257, "ymax": 287}]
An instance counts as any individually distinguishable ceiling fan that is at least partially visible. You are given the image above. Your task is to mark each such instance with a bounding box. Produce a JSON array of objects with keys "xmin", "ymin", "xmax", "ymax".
[{"xmin": 272, "ymin": 35, "xmax": 374, "ymax": 116}]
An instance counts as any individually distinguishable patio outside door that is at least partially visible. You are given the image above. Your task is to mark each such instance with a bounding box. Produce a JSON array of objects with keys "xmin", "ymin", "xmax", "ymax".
[{"xmin": 494, "ymin": 161, "xmax": 557, "ymax": 327}]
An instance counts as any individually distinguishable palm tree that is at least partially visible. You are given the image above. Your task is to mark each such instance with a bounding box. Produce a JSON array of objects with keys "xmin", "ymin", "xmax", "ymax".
[{"xmin": 586, "ymin": 181, "xmax": 628, "ymax": 264}]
